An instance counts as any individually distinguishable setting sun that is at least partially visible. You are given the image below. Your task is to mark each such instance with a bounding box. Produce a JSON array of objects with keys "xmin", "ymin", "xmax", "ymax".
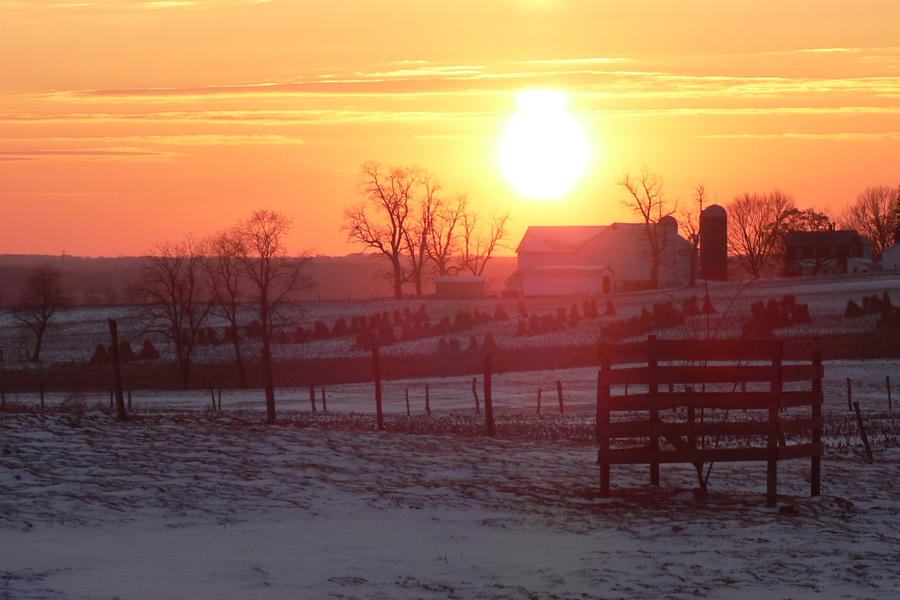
[{"xmin": 499, "ymin": 90, "xmax": 589, "ymax": 200}]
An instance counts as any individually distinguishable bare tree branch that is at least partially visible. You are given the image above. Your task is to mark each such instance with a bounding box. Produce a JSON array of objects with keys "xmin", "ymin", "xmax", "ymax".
[
  {"xmin": 235, "ymin": 209, "xmax": 312, "ymax": 424},
  {"xmin": 840, "ymin": 185, "xmax": 900, "ymax": 260},
  {"xmin": 14, "ymin": 264, "xmax": 68, "ymax": 362},
  {"xmin": 459, "ymin": 210, "xmax": 509, "ymax": 276},
  {"xmin": 620, "ymin": 170, "xmax": 676, "ymax": 288},
  {"xmin": 726, "ymin": 190, "xmax": 796, "ymax": 278},
  {"xmin": 139, "ymin": 237, "xmax": 211, "ymax": 388},
  {"xmin": 342, "ymin": 162, "xmax": 415, "ymax": 299}
]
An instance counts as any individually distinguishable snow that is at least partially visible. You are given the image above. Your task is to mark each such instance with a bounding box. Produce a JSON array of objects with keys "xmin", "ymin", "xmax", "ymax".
[
  {"xmin": 2, "ymin": 360, "xmax": 898, "ymax": 599},
  {"xmin": 2, "ymin": 273, "xmax": 899, "ymax": 597}
]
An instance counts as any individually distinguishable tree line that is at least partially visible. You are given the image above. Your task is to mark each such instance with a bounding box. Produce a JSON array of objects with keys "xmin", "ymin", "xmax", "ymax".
[
  {"xmin": 342, "ymin": 161, "xmax": 509, "ymax": 299},
  {"xmin": 138, "ymin": 209, "xmax": 310, "ymax": 424},
  {"xmin": 620, "ymin": 170, "xmax": 900, "ymax": 281}
]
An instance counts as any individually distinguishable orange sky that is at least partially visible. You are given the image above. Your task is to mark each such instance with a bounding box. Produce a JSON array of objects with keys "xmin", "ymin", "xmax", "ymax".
[{"xmin": 2, "ymin": 0, "xmax": 899, "ymax": 257}]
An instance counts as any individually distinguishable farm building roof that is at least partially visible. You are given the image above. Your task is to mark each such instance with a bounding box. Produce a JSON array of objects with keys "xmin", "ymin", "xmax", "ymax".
[{"xmin": 516, "ymin": 225, "xmax": 612, "ymax": 254}]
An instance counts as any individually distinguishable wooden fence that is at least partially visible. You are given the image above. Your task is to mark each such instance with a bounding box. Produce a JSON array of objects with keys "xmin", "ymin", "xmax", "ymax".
[{"xmin": 596, "ymin": 338, "xmax": 823, "ymax": 505}]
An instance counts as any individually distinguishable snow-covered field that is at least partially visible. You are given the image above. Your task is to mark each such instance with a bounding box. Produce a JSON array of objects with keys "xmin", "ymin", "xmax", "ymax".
[
  {"xmin": 1, "ymin": 360, "xmax": 897, "ymax": 599},
  {"xmin": 2, "ymin": 271, "xmax": 899, "ymax": 365}
]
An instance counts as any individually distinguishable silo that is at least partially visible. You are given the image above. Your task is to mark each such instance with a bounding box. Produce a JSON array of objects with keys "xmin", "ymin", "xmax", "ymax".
[{"xmin": 700, "ymin": 204, "xmax": 728, "ymax": 281}]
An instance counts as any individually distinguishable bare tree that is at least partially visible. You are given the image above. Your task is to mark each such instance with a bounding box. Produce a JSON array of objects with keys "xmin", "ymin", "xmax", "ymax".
[
  {"xmin": 235, "ymin": 210, "xmax": 311, "ymax": 424},
  {"xmin": 14, "ymin": 264, "xmax": 68, "ymax": 362},
  {"xmin": 402, "ymin": 170, "xmax": 440, "ymax": 298},
  {"xmin": 458, "ymin": 209, "xmax": 509, "ymax": 276},
  {"xmin": 840, "ymin": 185, "xmax": 900, "ymax": 260},
  {"xmin": 427, "ymin": 194, "xmax": 466, "ymax": 276},
  {"xmin": 620, "ymin": 170, "xmax": 676, "ymax": 289},
  {"xmin": 204, "ymin": 231, "xmax": 249, "ymax": 388},
  {"xmin": 726, "ymin": 190, "xmax": 796, "ymax": 278},
  {"xmin": 140, "ymin": 238, "xmax": 212, "ymax": 388},
  {"xmin": 893, "ymin": 189, "xmax": 900, "ymax": 246},
  {"xmin": 785, "ymin": 207, "xmax": 834, "ymax": 233},
  {"xmin": 678, "ymin": 184, "xmax": 706, "ymax": 286},
  {"xmin": 343, "ymin": 162, "xmax": 415, "ymax": 300}
]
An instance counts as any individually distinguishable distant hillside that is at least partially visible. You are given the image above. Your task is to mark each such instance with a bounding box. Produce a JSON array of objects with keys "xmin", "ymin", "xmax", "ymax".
[{"xmin": 0, "ymin": 254, "xmax": 518, "ymax": 307}]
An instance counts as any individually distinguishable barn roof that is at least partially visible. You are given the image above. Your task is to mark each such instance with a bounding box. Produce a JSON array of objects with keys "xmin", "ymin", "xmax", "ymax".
[
  {"xmin": 516, "ymin": 223, "xmax": 660, "ymax": 254},
  {"xmin": 516, "ymin": 225, "xmax": 614, "ymax": 253},
  {"xmin": 784, "ymin": 230, "xmax": 871, "ymax": 245}
]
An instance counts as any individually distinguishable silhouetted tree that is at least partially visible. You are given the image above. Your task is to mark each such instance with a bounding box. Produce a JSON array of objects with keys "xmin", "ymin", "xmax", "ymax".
[
  {"xmin": 840, "ymin": 185, "xmax": 900, "ymax": 260},
  {"xmin": 343, "ymin": 162, "xmax": 415, "ymax": 299},
  {"xmin": 727, "ymin": 190, "xmax": 796, "ymax": 278},
  {"xmin": 140, "ymin": 237, "xmax": 211, "ymax": 388},
  {"xmin": 427, "ymin": 194, "xmax": 466, "ymax": 276},
  {"xmin": 204, "ymin": 231, "xmax": 249, "ymax": 387},
  {"xmin": 402, "ymin": 170, "xmax": 440, "ymax": 298},
  {"xmin": 235, "ymin": 210, "xmax": 312, "ymax": 424},
  {"xmin": 678, "ymin": 184, "xmax": 706, "ymax": 286},
  {"xmin": 785, "ymin": 207, "xmax": 834, "ymax": 233},
  {"xmin": 14, "ymin": 264, "xmax": 68, "ymax": 362},
  {"xmin": 620, "ymin": 170, "xmax": 676, "ymax": 288},
  {"xmin": 458, "ymin": 209, "xmax": 509, "ymax": 276}
]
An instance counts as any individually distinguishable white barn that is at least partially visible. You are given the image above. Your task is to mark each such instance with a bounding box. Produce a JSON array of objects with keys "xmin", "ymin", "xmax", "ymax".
[{"xmin": 506, "ymin": 219, "xmax": 694, "ymax": 296}]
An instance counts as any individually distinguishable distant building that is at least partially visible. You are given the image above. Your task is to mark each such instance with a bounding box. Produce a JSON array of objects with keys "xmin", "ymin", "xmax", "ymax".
[
  {"xmin": 699, "ymin": 204, "xmax": 728, "ymax": 281},
  {"xmin": 434, "ymin": 275, "xmax": 485, "ymax": 299},
  {"xmin": 783, "ymin": 230, "xmax": 874, "ymax": 276},
  {"xmin": 883, "ymin": 243, "xmax": 900, "ymax": 271},
  {"xmin": 505, "ymin": 265, "xmax": 613, "ymax": 297},
  {"xmin": 506, "ymin": 221, "xmax": 694, "ymax": 296}
]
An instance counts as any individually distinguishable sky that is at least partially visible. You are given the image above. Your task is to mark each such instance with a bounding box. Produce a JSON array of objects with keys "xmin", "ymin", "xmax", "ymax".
[{"xmin": 1, "ymin": 0, "xmax": 899, "ymax": 257}]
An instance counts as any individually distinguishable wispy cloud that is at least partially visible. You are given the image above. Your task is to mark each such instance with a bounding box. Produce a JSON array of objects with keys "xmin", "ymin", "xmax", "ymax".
[
  {"xmin": 140, "ymin": 1, "xmax": 197, "ymax": 8},
  {"xmin": 0, "ymin": 148, "xmax": 166, "ymax": 161},
  {"xmin": 42, "ymin": 46, "xmax": 898, "ymax": 103},
  {"xmin": 697, "ymin": 132, "xmax": 900, "ymax": 141}
]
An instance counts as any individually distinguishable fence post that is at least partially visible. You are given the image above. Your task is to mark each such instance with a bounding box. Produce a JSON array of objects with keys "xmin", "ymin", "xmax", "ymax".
[
  {"xmin": 309, "ymin": 384, "xmax": 316, "ymax": 413},
  {"xmin": 484, "ymin": 354, "xmax": 495, "ymax": 437},
  {"xmin": 887, "ymin": 375, "xmax": 892, "ymax": 412},
  {"xmin": 811, "ymin": 347, "xmax": 823, "ymax": 497},
  {"xmin": 647, "ymin": 335, "xmax": 659, "ymax": 487},
  {"xmin": 373, "ymin": 346, "xmax": 383, "ymax": 430},
  {"xmin": 321, "ymin": 388, "xmax": 327, "ymax": 414},
  {"xmin": 107, "ymin": 319, "xmax": 127, "ymax": 421},
  {"xmin": 405, "ymin": 388, "xmax": 410, "ymax": 417},
  {"xmin": 472, "ymin": 377, "xmax": 480, "ymax": 414},
  {"xmin": 537, "ymin": 388, "xmax": 542, "ymax": 415},
  {"xmin": 853, "ymin": 401, "xmax": 874, "ymax": 463},
  {"xmin": 425, "ymin": 384, "xmax": 430, "ymax": 416},
  {"xmin": 556, "ymin": 380, "xmax": 564, "ymax": 414},
  {"xmin": 597, "ymin": 354, "xmax": 611, "ymax": 497},
  {"xmin": 766, "ymin": 342, "xmax": 784, "ymax": 506}
]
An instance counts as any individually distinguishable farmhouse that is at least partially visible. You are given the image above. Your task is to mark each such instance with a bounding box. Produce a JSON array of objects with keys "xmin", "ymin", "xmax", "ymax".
[
  {"xmin": 506, "ymin": 219, "xmax": 694, "ymax": 296},
  {"xmin": 783, "ymin": 230, "xmax": 874, "ymax": 276}
]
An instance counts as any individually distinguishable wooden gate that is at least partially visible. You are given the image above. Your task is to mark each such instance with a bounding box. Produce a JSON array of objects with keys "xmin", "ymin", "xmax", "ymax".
[{"xmin": 596, "ymin": 338, "xmax": 823, "ymax": 505}]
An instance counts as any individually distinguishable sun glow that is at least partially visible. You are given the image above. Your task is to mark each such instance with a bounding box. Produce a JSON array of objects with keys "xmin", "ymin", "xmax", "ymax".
[{"xmin": 499, "ymin": 90, "xmax": 589, "ymax": 199}]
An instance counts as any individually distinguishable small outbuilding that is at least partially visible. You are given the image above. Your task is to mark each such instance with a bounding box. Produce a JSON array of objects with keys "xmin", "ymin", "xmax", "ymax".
[
  {"xmin": 506, "ymin": 265, "xmax": 613, "ymax": 297},
  {"xmin": 883, "ymin": 243, "xmax": 900, "ymax": 271},
  {"xmin": 434, "ymin": 276, "xmax": 485, "ymax": 299}
]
